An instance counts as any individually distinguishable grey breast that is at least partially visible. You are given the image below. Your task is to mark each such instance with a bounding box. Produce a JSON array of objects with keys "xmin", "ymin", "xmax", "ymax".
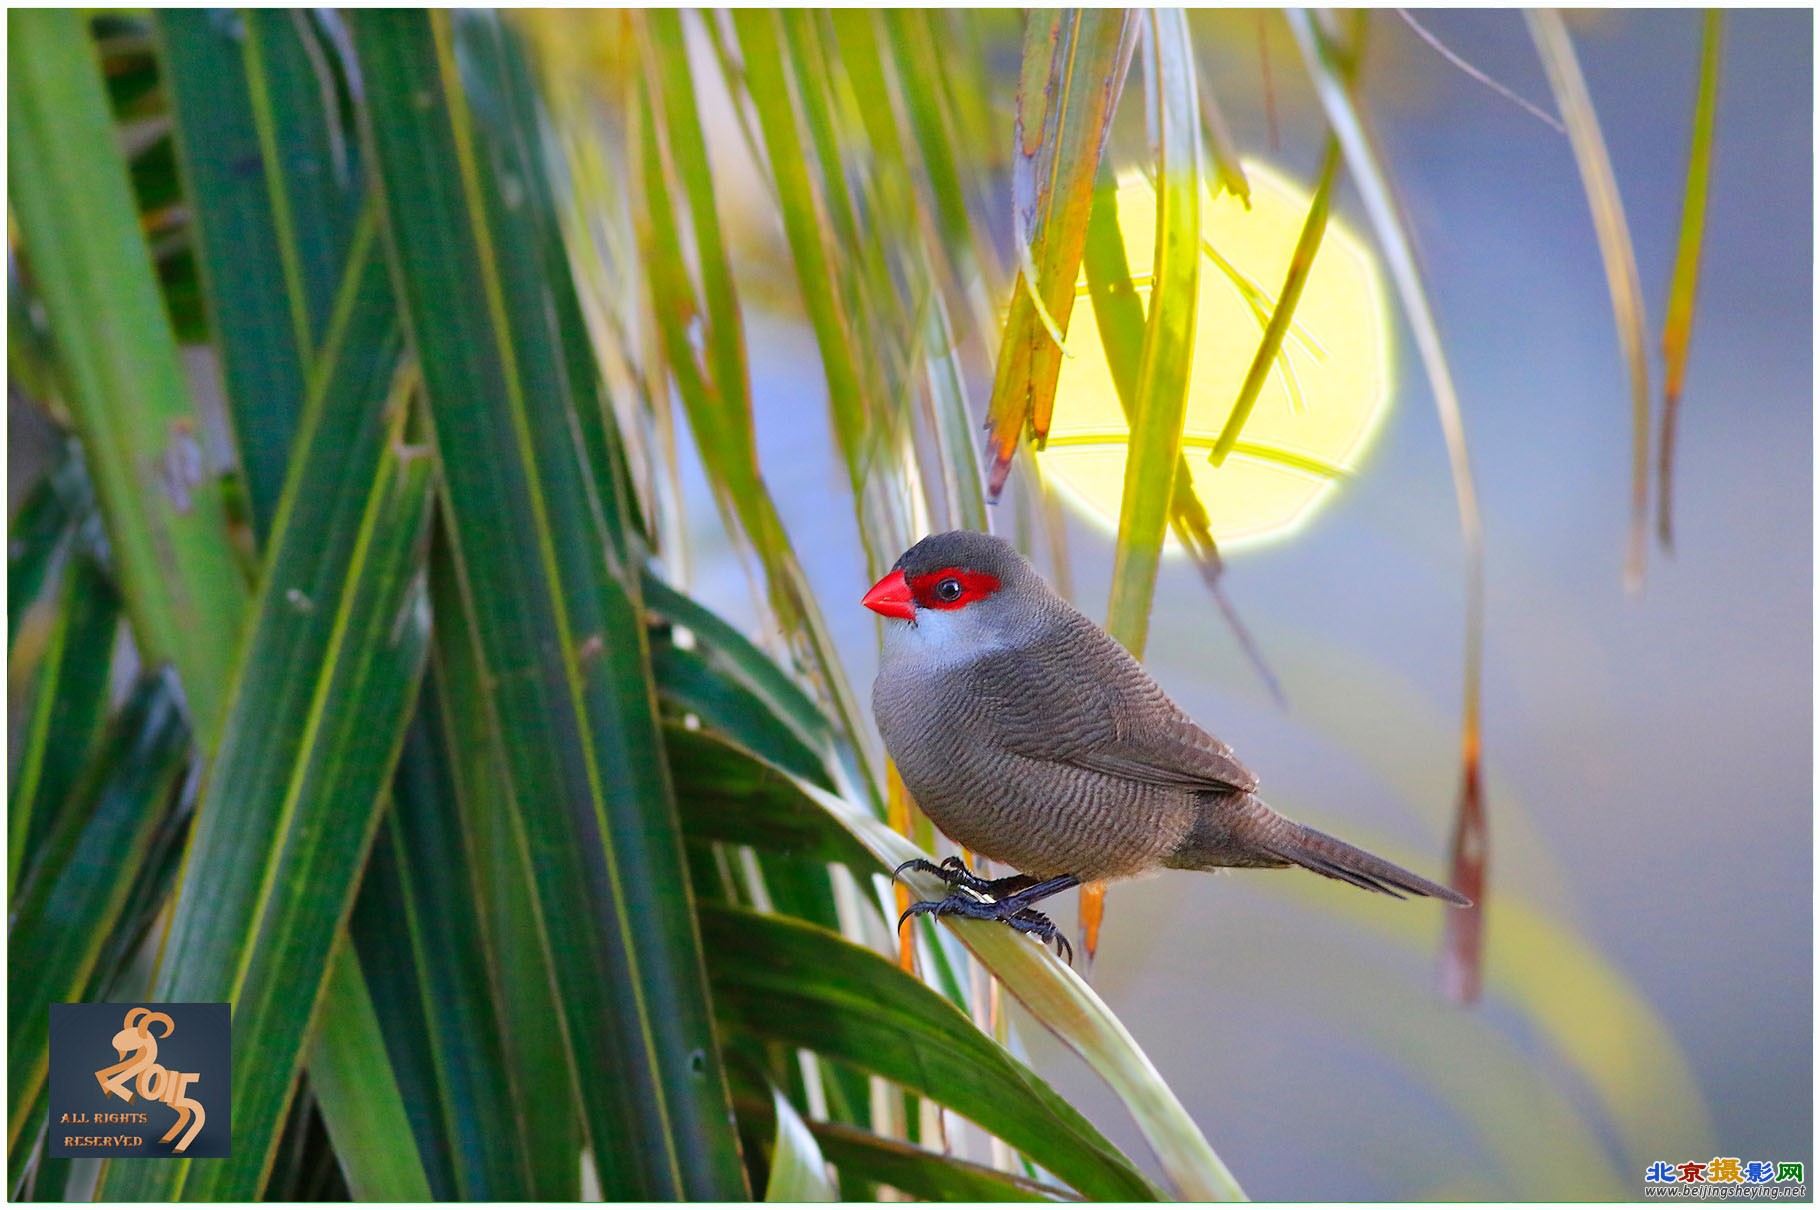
[{"xmin": 874, "ymin": 633, "xmax": 1201, "ymax": 881}]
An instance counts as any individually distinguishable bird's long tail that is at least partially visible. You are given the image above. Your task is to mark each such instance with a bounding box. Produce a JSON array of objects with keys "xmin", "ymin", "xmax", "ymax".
[{"xmin": 1252, "ymin": 803, "xmax": 1471, "ymax": 906}]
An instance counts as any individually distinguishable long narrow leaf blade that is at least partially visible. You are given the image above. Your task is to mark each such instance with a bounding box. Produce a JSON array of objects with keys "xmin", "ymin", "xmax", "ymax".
[
  {"xmin": 803, "ymin": 784, "xmax": 1246, "ymax": 1201},
  {"xmin": 1082, "ymin": 10, "xmax": 1207, "ymax": 957},
  {"xmin": 96, "ymin": 226, "xmax": 434, "ymax": 1197},
  {"xmin": 1527, "ymin": 9, "xmax": 1653, "ymax": 589},
  {"xmin": 795, "ymin": 1115, "xmax": 1077, "ymax": 1202},
  {"xmin": 984, "ymin": 10, "xmax": 1134, "ymax": 497},
  {"xmin": 425, "ymin": 544, "xmax": 584, "ymax": 1200},
  {"xmin": 703, "ymin": 905, "xmax": 1163, "ymax": 1202},
  {"xmin": 155, "ymin": 9, "xmax": 309, "ymax": 538},
  {"xmin": 1080, "ymin": 161, "xmax": 1284, "ymax": 707},
  {"xmin": 305, "ymin": 939, "xmax": 435, "ymax": 1201},
  {"xmin": 1208, "ymin": 138, "xmax": 1341, "ymax": 468},
  {"xmin": 1104, "ymin": 8, "xmax": 1202, "ymax": 659},
  {"xmin": 1287, "ymin": 8, "xmax": 1488, "ymax": 1004},
  {"xmin": 9, "ymin": 554, "xmax": 118, "ymax": 894},
  {"xmin": 7, "ymin": 674, "xmax": 189, "ymax": 1183},
  {"xmin": 239, "ymin": 9, "xmax": 368, "ymax": 355},
  {"xmin": 1657, "ymin": 10, "xmax": 1722, "ymax": 551},
  {"xmin": 8, "ymin": 8, "xmax": 251, "ymax": 742},
  {"xmin": 346, "ymin": 810, "xmax": 462, "ymax": 1200},
  {"xmin": 377, "ymin": 715, "xmax": 538, "ymax": 1198}
]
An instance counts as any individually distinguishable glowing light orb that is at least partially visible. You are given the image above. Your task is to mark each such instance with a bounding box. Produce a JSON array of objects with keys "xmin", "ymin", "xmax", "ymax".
[{"xmin": 1038, "ymin": 160, "xmax": 1393, "ymax": 551}]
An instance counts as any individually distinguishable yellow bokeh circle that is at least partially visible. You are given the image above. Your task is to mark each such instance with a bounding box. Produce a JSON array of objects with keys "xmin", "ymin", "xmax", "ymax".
[{"xmin": 1038, "ymin": 160, "xmax": 1393, "ymax": 551}]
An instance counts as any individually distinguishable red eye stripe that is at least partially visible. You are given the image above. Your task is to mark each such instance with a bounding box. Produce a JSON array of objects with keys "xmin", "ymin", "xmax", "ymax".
[{"xmin": 907, "ymin": 567, "xmax": 1000, "ymax": 610}]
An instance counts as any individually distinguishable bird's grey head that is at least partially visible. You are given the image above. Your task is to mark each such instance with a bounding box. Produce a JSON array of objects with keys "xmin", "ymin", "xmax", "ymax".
[{"xmin": 863, "ymin": 530, "xmax": 1052, "ymax": 661}]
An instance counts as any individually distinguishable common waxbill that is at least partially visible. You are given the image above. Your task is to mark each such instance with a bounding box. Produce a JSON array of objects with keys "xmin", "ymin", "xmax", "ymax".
[{"xmin": 865, "ymin": 530, "xmax": 1469, "ymax": 961}]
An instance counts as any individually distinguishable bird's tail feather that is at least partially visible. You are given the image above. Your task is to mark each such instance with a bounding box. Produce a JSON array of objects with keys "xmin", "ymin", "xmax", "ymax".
[{"xmin": 1261, "ymin": 820, "xmax": 1472, "ymax": 907}]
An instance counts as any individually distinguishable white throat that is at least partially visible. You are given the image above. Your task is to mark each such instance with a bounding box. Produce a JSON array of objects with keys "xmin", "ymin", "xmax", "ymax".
[{"xmin": 878, "ymin": 606, "xmax": 1014, "ymax": 673}]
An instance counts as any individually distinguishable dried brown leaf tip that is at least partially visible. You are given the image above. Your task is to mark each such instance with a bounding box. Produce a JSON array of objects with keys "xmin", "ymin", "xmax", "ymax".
[{"xmin": 1440, "ymin": 744, "xmax": 1488, "ymax": 1005}]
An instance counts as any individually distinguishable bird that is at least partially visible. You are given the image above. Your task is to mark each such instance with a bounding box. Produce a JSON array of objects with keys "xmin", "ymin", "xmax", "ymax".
[{"xmin": 864, "ymin": 529, "xmax": 1470, "ymax": 962}]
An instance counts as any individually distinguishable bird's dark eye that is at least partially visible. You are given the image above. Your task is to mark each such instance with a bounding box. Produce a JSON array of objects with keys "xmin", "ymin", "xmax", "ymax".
[{"xmin": 935, "ymin": 577, "xmax": 964, "ymax": 603}]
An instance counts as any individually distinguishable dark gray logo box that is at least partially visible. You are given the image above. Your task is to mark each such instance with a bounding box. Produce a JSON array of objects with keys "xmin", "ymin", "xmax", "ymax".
[{"xmin": 47, "ymin": 1003, "xmax": 230, "ymax": 1159}]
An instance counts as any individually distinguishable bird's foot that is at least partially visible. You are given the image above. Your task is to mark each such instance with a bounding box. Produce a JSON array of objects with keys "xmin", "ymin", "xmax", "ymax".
[
  {"xmin": 894, "ymin": 856, "xmax": 992, "ymax": 894},
  {"xmin": 1003, "ymin": 906, "xmax": 1074, "ymax": 965},
  {"xmin": 897, "ymin": 891, "xmax": 1075, "ymax": 965},
  {"xmin": 893, "ymin": 856, "xmax": 1037, "ymax": 900}
]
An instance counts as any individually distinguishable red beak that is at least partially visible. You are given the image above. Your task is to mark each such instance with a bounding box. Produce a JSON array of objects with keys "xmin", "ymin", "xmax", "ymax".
[{"xmin": 862, "ymin": 570, "xmax": 916, "ymax": 621}]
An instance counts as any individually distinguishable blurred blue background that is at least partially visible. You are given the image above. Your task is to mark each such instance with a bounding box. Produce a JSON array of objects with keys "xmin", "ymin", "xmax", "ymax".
[{"xmin": 669, "ymin": 9, "xmax": 1811, "ymax": 1200}]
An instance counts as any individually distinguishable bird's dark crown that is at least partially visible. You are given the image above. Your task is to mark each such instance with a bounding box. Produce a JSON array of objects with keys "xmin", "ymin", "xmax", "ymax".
[{"xmin": 892, "ymin": 530, "xmax": 1031, "ymax": 584}]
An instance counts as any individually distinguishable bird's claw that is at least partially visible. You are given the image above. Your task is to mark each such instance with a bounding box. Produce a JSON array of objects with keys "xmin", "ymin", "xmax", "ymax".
[
  {"xmin": 896, "ymin": 892, "xmax": 1075, "ymax": 965},
  {"xmin": 893, "ymin": 855, "xmax": 993, "ymax": 894},
  {"xmin": 1006, "ymin": 909, "xmax": 1074, "ymax": 965}
]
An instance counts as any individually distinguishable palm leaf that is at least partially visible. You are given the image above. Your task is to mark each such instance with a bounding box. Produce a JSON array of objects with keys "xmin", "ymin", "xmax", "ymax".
[
  {"xmin": 349, "ymin": 11, "xmax": 747, "ymax": 1196},
  {"xmin": 96, "ymin": 371, "xmax": 435, "ymax": 1201}
]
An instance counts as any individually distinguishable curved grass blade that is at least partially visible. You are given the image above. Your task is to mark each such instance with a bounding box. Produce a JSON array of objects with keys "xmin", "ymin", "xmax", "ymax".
[
  {"xmin": 6, "ymin": 673, "xmax": 189, "ymax": 1184},
  {"xmin": 668, "ymin": 726, "xmax": 882, "ymax": 881},
  {"xmin": 702, "ymin": 904, "xmax": 1164, "ymax": 1202},
  {"xmin": 735, "ymin": 1091, "xmax": 1078, "ymax": 1200},
  {"xmin": 803, "ymin": 783, "xmax": 1245, "ymax": 1200},
  {"xmin": 9, "ymin": 8, "xmax": 251, "ymax": 744},
  {"xmin": 799, "ymin": 1115, "xmax": 1076, "ymax": 1202},
  {"xmin": 1657, "ymin": 10, "xmax": 1722, "ymax": 552},
  {"xmin": 1288, "ymin": 8, "xmax": 1488, "ymax": 1005},
  {"xmin": 351, "ymin": 11, "xmax": 747, "ymax": 1196},
  {"xmin": 1396, "ymin": 9, "xmax": 1567, "ymax": 134},
  {"xmin": 763, "ymin": 1082, "xmax": 840, "ymax": 1201},
  {"xmin": 305, "ymin": 938, "xmax": 434, "ymax": 1201},
  {"xmin": 8, "ymin": 554, "xmax": 117, "ymax": 895},
  {"xmin": 642, "ymin": 573, "xmax": 842, "ymax": 766},
  {"xmin": 1527, "ymin": 9, "xmax": 1652, "ymax": 590},
  {"xmin": 653, "ymin": 634, "xmax": 829, "ymax": 789},
  {"xmin": 984, "ymin": 10, "xmax": 1135, "ymax": 498}
]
